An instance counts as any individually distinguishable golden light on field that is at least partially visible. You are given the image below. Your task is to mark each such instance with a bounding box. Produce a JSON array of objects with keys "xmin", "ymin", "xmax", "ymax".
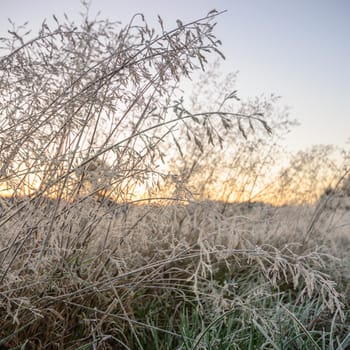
[{"xmin": 0, "ymin": 165, "xmax": 336, "ymax": 207}]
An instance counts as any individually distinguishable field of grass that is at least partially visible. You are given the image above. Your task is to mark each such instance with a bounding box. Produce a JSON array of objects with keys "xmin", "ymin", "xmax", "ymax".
[
  {"xmin": 0, "ymin": 198, "xmax": 349, "ymax": 349},
  {"xmin": 0, "ymin": 6, "xmax": 349, "ymax": 349}
]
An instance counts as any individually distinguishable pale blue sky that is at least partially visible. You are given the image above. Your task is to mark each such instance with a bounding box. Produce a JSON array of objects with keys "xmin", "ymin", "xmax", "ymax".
[{"xmin": 1, "ymin": 0, "xmax": 349, "ymax": 151}]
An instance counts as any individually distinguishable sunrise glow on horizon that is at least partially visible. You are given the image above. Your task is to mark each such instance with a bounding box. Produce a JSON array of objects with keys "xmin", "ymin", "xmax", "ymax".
[{"xmin": 0, "ymin": 1, "xmax": 349, "ymax": 207}]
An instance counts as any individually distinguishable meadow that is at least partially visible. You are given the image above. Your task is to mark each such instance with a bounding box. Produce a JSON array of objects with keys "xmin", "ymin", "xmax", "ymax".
[{"xmin": 0, "ymin": 5, "xmax": 349, "ymax": 349}]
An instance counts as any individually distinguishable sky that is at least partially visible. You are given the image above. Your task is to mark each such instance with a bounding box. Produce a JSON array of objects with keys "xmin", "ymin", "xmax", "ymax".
[{"xmin": 1, "ymin": 0, "xmax": 349, "ymax": 152}]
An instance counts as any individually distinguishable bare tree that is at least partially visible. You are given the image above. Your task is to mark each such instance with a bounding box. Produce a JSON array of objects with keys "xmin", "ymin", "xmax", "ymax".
[{"xmin": 161, "ymin": 64, "xmax": 295, "ymax": 204}]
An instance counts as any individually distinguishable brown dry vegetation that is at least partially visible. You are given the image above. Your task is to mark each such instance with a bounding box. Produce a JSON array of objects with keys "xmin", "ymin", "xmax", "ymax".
[
  {"xmin": 0, "ymin": 4, "xmax": 349, "ymax": 349},
  {"xmin": 0, "ymin": 197, "xmax": 349, "ymax": 348}
]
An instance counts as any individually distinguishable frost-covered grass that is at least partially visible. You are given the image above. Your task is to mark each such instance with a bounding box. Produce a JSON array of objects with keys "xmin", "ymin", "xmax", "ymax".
[
  {"xmin": 0, "ymin": 5, "xmax": 349, "ymax": 348},
  {"xmin": 0, "ymin": 199, "xmax": 349, "ymax": 349}
]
